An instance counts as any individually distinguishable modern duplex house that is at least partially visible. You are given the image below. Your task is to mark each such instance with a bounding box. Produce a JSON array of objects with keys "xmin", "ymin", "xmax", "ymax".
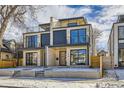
[
  {"xmin": 108, "ymin": 15, "xmax": 124, "ymax": 67},
  {"xmin": 22, "ymin": 17, "xmax": 94, "ymax": 67}
]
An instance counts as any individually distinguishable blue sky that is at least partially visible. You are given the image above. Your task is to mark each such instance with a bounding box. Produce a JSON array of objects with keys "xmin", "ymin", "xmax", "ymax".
[{"xmin": 4, "ymin": 5, "xmax": 124, "ymax": 50}]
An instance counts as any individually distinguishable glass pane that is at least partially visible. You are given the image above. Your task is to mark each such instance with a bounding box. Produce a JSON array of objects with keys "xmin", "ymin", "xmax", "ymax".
[
  {"xmin": 26, "ymin": 52, "xmax": 37, "ymax": 66},
  {"xmin": 78, "ymin": 50, "xmax": 87, "ymax": 65},
  {"xmin": 27, "ymin": 35, "xmax": 38, "ymax": 48},
  {"xmin": 79, "ymin": 36, "xmax": 86, "ymax": 43},
  {"xmin": 71, "ymin": 30, "xmax": 78, "ymax": 44},
  {"xmin": 70, "ymin": 49, "xmax": 87, "ymax": 65},
  {"xmin": 79, "ymin": 29, "xmax": 86, "ymax": 43},
  {"xmin": 119, "ymin": 26, "xmax": 124, "ymax": 39}
]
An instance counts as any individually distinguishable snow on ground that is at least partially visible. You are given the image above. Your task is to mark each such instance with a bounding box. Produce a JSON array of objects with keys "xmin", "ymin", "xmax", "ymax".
[
  {"xmin": 0, "ymin": 68, "xmax": 24, "ymax": 71},
  {"xmin": 0, "ymin": 67, "xmax": 99, "ymax": 72},
  {"xmin": 0, "ymin": 67, "xmax": 44, "ymax": 71},
  {"xmin": 0, "ymin": 68, "xmax": 124, "ymax": 88},
  {"xmin": 47, "ymin": 67, "xmax": 99, "ymax": 72},
  {"xmin": 0, "ymin": 77, "xmax": 98, "ymax": 88},
  {"xmin": 0, "ymin": 76, "xmax": 123, "ymax": 88},
  {"xmin": 114, "ymin": 69, "xmax": 124, "ymax": 80}
]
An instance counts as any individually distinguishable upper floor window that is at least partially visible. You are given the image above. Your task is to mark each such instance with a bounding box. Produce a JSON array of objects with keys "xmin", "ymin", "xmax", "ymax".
[
  {"xmin": 119, "ymin": 26, "xmax": 124, "ymax": 39},
  {"xmin": 41, "ymin": 33, "xmax": 50, "ymax": 47},
  {"xmin": 26, "ymin": 35, "xmax": 38, "ymax": 48},
  {"xmin": 53, "ymin": 30, "xmax": 67, "ymax": 45},
  {"xmin": 68, "ymin": 23, "xmax": 77, "ymax": 27},
  {"xmin": 70, "ymin": 29, "xmax": 86, "ymax": 44}
]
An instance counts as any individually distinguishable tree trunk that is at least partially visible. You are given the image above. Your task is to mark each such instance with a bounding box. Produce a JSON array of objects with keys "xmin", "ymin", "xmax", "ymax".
[
  {"xmin": 0, "ymin": 18, "xmax": 9, "ymax": 48},
  {"xmin": 0, "ymin": 5, "xmax": 18, "ymax": 48}
]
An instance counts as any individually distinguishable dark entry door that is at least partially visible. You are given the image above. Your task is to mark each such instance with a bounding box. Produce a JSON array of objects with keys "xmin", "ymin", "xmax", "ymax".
[{"xmin": 59, "ymin": 51, "xmax": 66, "ymax": 66}]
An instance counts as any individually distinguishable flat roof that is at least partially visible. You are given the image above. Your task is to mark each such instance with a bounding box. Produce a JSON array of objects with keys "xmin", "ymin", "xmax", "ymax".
[{"xmin": 58, "ymin": 16, "xmax": 84, "ymax": 21}]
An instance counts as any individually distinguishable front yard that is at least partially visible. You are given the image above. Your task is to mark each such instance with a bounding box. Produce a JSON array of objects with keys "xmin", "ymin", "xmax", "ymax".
[
  {"xmin": 0, "ymin": 68, "xmax": 124, "ymax": 88},
  {"xmin": 0, "ymin": 75, "xmax": 123, "ymax": 88}
]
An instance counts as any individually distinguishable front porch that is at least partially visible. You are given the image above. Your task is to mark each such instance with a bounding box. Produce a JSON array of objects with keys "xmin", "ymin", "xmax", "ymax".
[{"xmin": 46, "ymin": 46, "xmax": 90, "ymax": 67}]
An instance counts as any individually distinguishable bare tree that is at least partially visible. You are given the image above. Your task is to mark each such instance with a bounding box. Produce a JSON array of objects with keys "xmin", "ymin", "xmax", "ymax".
[
  {"xmin": 0, "ymin": 5, "xmax": 44, "ymax": 48},
  {"xmin": 92, "ymin": 28, "xmax": 103, "ymax": 55}
]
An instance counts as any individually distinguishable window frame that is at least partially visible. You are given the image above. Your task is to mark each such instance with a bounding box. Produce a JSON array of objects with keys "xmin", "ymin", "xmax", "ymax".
[
  {"xmin": 26, "ymin": 52, "xmax": 38, "ymax": 66},
  {"xmin": 26, "ymin": 35, "xmax": 38, "ymax": 48},
  {"xmin": 70, "ymin": 49, "xmax": 87, "ymax": 65},
  {"xmin": 70, "ymin": 28, "xmax": 87, "ymax": 44},
  {"xmin": 118, "ymin": 26, "xmax": 124, "ymax": 40}
]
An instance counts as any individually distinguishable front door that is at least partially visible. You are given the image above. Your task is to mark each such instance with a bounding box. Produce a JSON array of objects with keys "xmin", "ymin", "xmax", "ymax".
[{"xmin": 59, "ymin": 51, "xmax": 66, "ymax": 66}]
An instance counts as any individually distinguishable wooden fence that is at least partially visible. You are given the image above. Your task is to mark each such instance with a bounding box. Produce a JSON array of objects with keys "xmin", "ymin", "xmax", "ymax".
[
  {"xmin": 0, "ymin": 60, "xmax": 17, "ymax": 68},
  {"xmin": 91, "ymin": 56, "xmax": 100, "ymax": 68}
]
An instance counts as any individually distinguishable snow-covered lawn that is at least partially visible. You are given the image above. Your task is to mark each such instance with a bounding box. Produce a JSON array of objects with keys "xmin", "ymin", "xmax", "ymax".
[
  {"xmin": 114, "ymin": 69, "xmax": 124, "ymax": 80},
  {"xmin": 48, "ymin": 68, "xmax": 99, "ymax": 72},
  {"xmin": 0, "ymin": 69, "xmax": 123, "ymax": 88},
  {"xmin": 0, "ymin": 77, "xmax": 98, "ymax": 88},
  {"xmin": 0, "ymin": 76, "xmax": 123, "ymax": 88}
]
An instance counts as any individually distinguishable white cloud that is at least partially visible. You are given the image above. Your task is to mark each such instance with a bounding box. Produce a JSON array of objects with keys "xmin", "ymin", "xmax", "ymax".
[
  {"xmin": 89, "ymin": 5, "xmax": 124, "ymax": 50},
  {"xmin": 36, "ymin": 5, "xmax": 92, "ymax": 23}
]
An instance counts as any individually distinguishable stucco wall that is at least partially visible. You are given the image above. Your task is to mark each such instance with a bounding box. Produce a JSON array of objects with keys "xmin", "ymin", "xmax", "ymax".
[{"xmin": 46, "ymin": 48, "xmax": 56, "ymax": 66}]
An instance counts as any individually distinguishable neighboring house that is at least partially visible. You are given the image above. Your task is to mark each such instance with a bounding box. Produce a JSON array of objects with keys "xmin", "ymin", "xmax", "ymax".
[
  {"xmin": 0, "ymin": 39, "xmax": 16, "ymax": 60},
  {"xmin": 22, "ymin": 16, "xmax": 94, "ymax": 67},
  {"xmin": 108, "ymin": 15, "xmax": 124, "ymax": 67}
]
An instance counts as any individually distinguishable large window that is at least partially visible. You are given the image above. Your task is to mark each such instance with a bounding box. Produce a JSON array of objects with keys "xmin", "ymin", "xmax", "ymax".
[
  {"xmin": 26, "ymin": 52, "xmax": 38, "ymax": 66},
  {"xmin": 119, "ymin": 26, "xmax": 124, "ymax": 39},
  {"xmin": 53, "ymin": 30, "xmax": 67, "ymax": 45},
  {"xmin": 41, "ymin": 33, "xmax": 50, "ymax": 47},
  {"xmin": 70, "ymin": 29, "xmax": 86, "ymax": 44},
  {"xmin": 26, "ymin": 35, "xmax": 38, "ymax": 48},
  {"xmin": 70, "ymin": 49, "xmax": 87, "ymax": 65}
]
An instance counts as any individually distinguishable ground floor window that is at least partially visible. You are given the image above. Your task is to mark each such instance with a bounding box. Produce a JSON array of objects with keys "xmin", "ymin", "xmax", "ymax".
[
  {"xmin": 70, "ymin": 49, "xmax": 87, "ymax": 65},
  {"xmin": 119, "ymin": 49, "xmax": 124, "ymax": 66},
  {"xmin": 26, "ymin": 52, "xmax": 38, "ymax": 66}
]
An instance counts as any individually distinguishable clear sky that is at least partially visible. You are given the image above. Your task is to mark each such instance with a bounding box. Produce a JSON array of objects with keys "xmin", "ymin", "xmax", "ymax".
[{"xmin": 4, "ymin": 5, "xmax": 124, "ymax": 50}]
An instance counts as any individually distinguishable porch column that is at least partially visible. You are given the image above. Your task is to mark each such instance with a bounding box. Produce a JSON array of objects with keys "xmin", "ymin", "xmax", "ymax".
[
  {"xmin": 114, "ymin": 25, "xmax": 118, "ymax": 67},
  {"xmin": 45, "ymin": 46, "xmax": 49, "ymax": 66},
  {"xmin": 66, "ymin": 48, "xmax": 70, "ymax": 66},
  {"xmin": 66, "ymin": 29, "xmax": 70, "ymax": 44},
  {"xmin": 50, "ymin": 17, "xmax": 53, "ymax": 46},
  {"xmin": 37, "ymin": 50, "xmax": 41, "ymax": 66},
  {"xmin": 23, "ymin": 51, "xmax": 26, "ymax": 66},
  {"xmin": 38, "ymin": 34, "xmax": 41, "ymax": 47}
]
